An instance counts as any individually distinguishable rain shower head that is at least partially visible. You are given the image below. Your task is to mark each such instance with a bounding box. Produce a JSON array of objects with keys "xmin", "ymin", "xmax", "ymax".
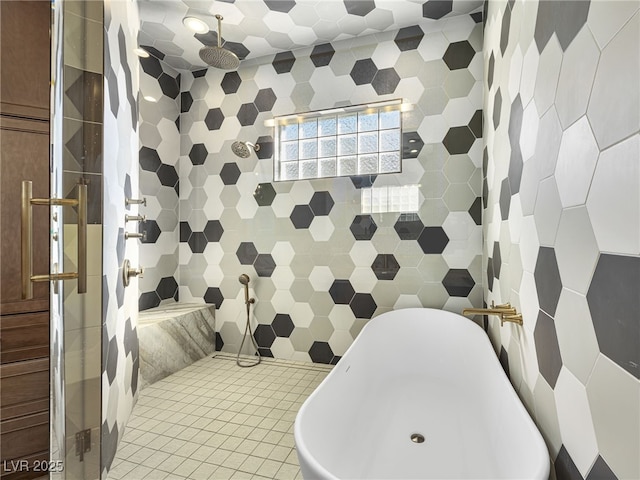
[
  {"xmin": 231, "ymin": 141, "xmax": 260, "ymax": 158},
  {"xmin": 198, "ymin": 15, "xmax": 240, "ymax": 70},
  {"xmin": 238, "ymin": 274, "xmax": 250, "ymax": 285}
]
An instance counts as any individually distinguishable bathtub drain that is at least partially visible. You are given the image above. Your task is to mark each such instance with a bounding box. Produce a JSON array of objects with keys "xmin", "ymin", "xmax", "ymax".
[{"xmin": 410, "ymin": 433, "xmax": 425, "ymax": 444}]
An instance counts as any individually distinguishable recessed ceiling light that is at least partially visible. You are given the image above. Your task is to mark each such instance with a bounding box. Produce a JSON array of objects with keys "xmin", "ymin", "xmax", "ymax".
[
  {"xmin": 408, "ymin": 139, "xmax": 416, "ymax": 143},
  {"xmin": 133, "ymin": 47, "xmax": 149, "ymax": 58},
  {"xmin": 183, "ymin": 16, "xmax": 209, "ymax": 34},
  {"xmin": 410, "ymin": 149, "xmax": 418, "ymax": 154},
  {"xmin": 143, "ymin": 95, "xmax": 157, "ymax": 102}
]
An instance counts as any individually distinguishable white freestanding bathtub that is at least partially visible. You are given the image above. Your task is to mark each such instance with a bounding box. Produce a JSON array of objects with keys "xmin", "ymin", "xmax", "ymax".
[{"xmin": 294, "ymin": 308, "xmax": 550, "ymax": 479}]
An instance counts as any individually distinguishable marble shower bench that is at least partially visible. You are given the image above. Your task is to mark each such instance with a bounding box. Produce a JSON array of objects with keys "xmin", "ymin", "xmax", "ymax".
[{"xmin": 138, "ymin": 303, "xmax": 216, "ymax": 389}]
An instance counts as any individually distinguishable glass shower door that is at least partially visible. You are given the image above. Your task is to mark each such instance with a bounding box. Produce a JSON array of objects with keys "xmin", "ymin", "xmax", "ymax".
[{"xmin": 50, "ymin": 1, "xmax": 103, "ymax": 478}]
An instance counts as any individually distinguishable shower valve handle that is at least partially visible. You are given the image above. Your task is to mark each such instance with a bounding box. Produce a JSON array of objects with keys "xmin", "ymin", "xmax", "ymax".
[{"xmin": 123, "ymin": 259, "xmax": 144, "ymax": 287}]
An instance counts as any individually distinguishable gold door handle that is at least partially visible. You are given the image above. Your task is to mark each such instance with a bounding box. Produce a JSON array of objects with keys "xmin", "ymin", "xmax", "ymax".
[{"xmin": 21, "ymin": 180, "xmax": 87, "ymax": 299}]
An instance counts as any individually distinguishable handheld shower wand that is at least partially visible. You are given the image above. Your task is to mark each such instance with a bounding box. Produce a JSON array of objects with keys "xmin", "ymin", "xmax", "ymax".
[
  {"xmin": 238, "ymin": 274, "xmax": 255, "ymax": 307},
  {"xmin": 236, "ymin": 274, "xmax": 260, "ymax": 367}
]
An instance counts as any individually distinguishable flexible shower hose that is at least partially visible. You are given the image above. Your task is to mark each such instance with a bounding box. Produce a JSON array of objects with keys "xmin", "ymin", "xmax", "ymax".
[{"xmin": 237, "ymin": 290, "xmax": 261, "ymax": 368}]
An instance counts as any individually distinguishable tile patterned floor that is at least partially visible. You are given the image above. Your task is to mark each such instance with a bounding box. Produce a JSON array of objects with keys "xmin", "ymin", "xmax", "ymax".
[{"xmin": 107, "ymin": 353, "xmax": 332, "ymax": 480}]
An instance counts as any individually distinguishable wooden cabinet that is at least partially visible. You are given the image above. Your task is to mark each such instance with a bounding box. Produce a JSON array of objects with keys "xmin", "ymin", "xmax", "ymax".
[
  {"xmin": 0, "ymin": 1, "xmax": 51, "ymax": 120},
  {"xmin": 0, "ymin": 1, "xmax": 52, "ymax": 478}
]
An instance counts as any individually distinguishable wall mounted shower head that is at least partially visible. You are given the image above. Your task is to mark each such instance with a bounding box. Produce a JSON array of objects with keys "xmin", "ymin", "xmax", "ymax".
[
  {"xmin": 238, "ymin": 274, "xmax": 250, "ymax": 285},
  {"xmin": 231, "ymin": 141, "xmax": 260, "ymax": 159}
]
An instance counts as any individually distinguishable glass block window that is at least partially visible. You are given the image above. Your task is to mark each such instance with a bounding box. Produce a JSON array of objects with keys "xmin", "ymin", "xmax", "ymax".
[
  {"xmin": 273, "ymin": 100, "xmax": 404, "ymax": 182},
  {"xmin": 361, "ymin": 185, "xmax": 420, "ymax": 213}
]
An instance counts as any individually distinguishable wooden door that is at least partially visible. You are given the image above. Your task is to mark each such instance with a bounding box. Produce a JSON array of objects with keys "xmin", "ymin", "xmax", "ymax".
[{"xmin": 0, "ymin": 1, "xmax": 52, "ymax": 478}]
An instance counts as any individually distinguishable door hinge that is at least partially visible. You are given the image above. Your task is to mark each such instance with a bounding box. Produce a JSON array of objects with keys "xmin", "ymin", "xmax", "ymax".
[{"xmin": 75, "ymin": 429, "xmax": 91, "ymax": 462}]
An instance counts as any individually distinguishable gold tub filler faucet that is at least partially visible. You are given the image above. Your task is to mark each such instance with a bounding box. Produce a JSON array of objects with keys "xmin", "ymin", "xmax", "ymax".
[{"xmin": 462, "ymin": 301, "xmax": 523, "ymax": 326}]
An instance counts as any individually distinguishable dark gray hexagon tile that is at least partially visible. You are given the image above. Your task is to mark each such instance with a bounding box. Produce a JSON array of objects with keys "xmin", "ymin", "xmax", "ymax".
[
  {"xmin": 486, "ymin": 258, "xmax": 494, "ymax": 291},
  {"xmin": 535, "ymin": 0, "xmax": 590, "ymax": 52},
  {"xmin": 372, "ymin": 68, "xmax": 400, "ymax": 95},
  {"xmin": 350, "ymin": 293, "xmax": 377, "ymax": 319},
  {"xmin": 223, "ymin": 41, "xmax": 250, "ymax": 60},
  {"xmin": 492, "ymin": 242, "xmax": 502, "ymax": 279},
  {"xmin": 290, "ymin": 205, "xmax": 314, "ymax": 229},
  {"xmin": 442, "ymin": 269, "xmax": 475, "ymax": 297},
  {"xmin": 534, "ymin": 310, "xmax": 563, "ymax": 388},
  {"xmin": 139, "ymin": 220, "xmax": 161, "ymax": 244},
  {"xmin": 237, "ymin": 242, "xmax": 258, "ymax": 265},
  {"xmin": 309, "ymin": 191, "xmax": 334, "ymax": 216},
  {"xmin": 344, "ymin": 0, "xmax": 375, "ymax": 16},
  {"xmin": 205, "ymin": 108, "xmax": 224, "ymax": 130},
  {"xmin": 329, "ymin": 279, "xmax": 355, "ymax": 305},
  {"xmin": 499, "ymin": 177, "xmax": 511, "ymax": 221},
  {"xmin": 534, "ymin": 247, "xmax": 563, "ymax": 317},
  {"xmin": 254, "ymin": 182, "xmax": 277, "ymax": 206},
  {"xmin": 189, "ymin": 143, "xmax": 208, "ymax": 165},
  {"xmin": 256, "ymin": 135, "xmax": 274, "ymax": 159},
  {"xmin": 156, "ymin": 276, "xmax": 178, "ymax": 300},
  {"xmin": 221, "ymin": 71, "xmax": 241, "ymax": 94},
  {"xmin": 310, "ymin": 43, "xmax": 335, "ymax": 67},
  {"xmin": 350, "ymin": 215, "xmax": 377, "ymax": 240},
  {"xmin": 254, "ymin": 324, "xmax": 276, "ymax": 348},
  {"xmin": 554, "ymin": 445, "xmax": 581, "ymax": 480},
  {"xmin": 468, "ymin": 197, "xmax": 482, "ymax": 225},
  {"xmin": 422, "ymin": 0, "xmax": 452, "ymax": 19},
  {"xmin": 265, "ymin": 0, "xmax": 295, "ymax": 13},
  {"xmin": 272, "ymin": 314, "xmax": 294, "ymax": 337},
  {"xmin": 181, "ymin": 91, "xmax": 193, "ymax": 113},
  {"xmin": 237, "ymin": 103, "xmax": 259, "ymax": 126},
  {"xmin": 499, "ymin": 346, "xmax": 510, "ymax": 378},
  {"xmin": 443, "ymin": 126, "xmax": 475, "ymax": 154},
  {"xmin": 350, "ymin": 58, "xmax": 378, "ymax": 85},
  {"xmin": 500, "ymin": 3, "xmax": 511, "ymax": 55},
  {"xmin": 493, "ymin": 88, "xmax": 502, "ymax": 129},
  {"xmin": 139, "ymin": 291, "xmax": 161, "ymax": 311},
  {"xmin": 220, "ymin": 162, "xmax": 241, "ymax": 185},
  {"xmin": 587, "ymin": 254, "xmax": 640, "ymax": 379},
  {"xmin": 487, "ymin": 52, "xmax": 495, "ymax": 89},
  {"xmin": 140, "ymin": 146, "xmax": 161, "ymax": 172},
  {"xmin": 443, "ymin": 41, "xmax": 476, "ymax": 70},
  {"xmin": 402, "ymin": 132, "xmax": 424, "ymax": 159},
  {"xmin": 308, "ymin": 341, "xmax": 334, "ymax": 364},
  {"xmin": 394, "ymin": 213, "xmax": 424, "ymax": 240},
  {"xmin": 468, "ymin": 110, "xmax": 483, "ymax": 138},
  {"xmin": 180, "ymin": 222, "xmax": 192, "ymax": 242},
  {"xmin": 188, "ymin": 232, "xmax": 207, "ymax": 253},
  {"xmin": 140, "ymin": 55, "xmax": 163, "ymax": 79},
  {"xmin": 204, "ymin": 287, "xmax": 224, "ymax": 308},
  {"xmin": 254, "ymin": 88, "xmax": 277, "ymax": 112},
  {"xmin": 394, "ymin": 25, "xmax": 424, "ymax": 51},
  {"xmin": 157, "ymin": 164, "xmax": 178, "ymax": 187},
  {"xmin": 417, "ymin": 226, "xmax": 449, "ymax": 254},
  {"xmin": 272, "ymin": 51, "xmax": 295, "ymax": 74},
  {"xmin": 350, "ymin": 175, "xmax": 377, "ymax": 189},
  {"xmin": 158, "ymin": 72, "xmax": 179, "ymax": 99},
  {"xmin": 204, "ymin": 220, "xmax": 224, "ymax": 242},
  {"xmin": 371, "ymin": 254, "xmax": 400, "ymax": 280},
  {"xmin": 254, "ymin": 253, "xmax": 276, "ymax": 277},
  {"xmin": 586, "ymin": 456, "xmax": 617, "ymax": 480}
]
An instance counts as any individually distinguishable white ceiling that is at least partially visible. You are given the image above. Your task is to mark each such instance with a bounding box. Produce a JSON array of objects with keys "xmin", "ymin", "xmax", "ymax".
[{"xmin": 137, "ymin": 0, "xmax": 484, "ymax": 71}]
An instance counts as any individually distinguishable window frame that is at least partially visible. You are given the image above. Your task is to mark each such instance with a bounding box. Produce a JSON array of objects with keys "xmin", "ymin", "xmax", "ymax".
[{"xmin": 272, "ymin": 99, "xmax": 405, "ymax": 182}]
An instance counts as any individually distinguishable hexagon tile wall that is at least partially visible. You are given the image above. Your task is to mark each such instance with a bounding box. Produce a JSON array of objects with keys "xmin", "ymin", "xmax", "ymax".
[
  {"xmin": 102, "ymin": 0, "xmax": 142, "ymax": 475},
  {"xmin": 483, "ymin": 1, "xmax": 639, "ymax": 479},
  {"xmin": 138, "ymin": 55, "xmax": 181, "ymax": 311},
  {"xmin": 172, "ymin": 14, "xmax": 485, "ymax": 364}
]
